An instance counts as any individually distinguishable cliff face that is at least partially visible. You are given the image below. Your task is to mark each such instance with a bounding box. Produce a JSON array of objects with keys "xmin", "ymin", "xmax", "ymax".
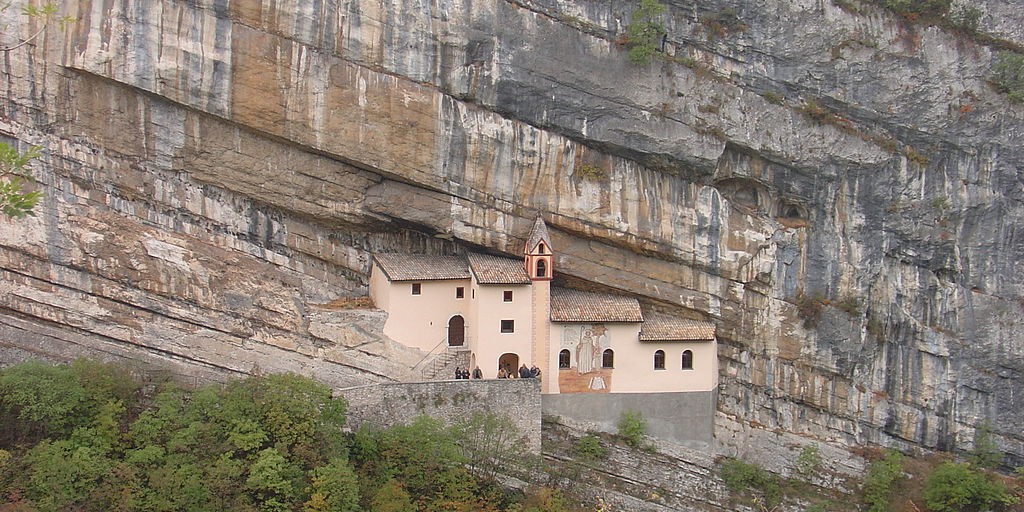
[{"xmin": 1, "ymin": 0, "xmax": 1021, "ymax": 464}]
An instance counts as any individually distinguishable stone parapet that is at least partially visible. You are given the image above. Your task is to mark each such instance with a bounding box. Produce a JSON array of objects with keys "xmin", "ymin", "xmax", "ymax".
[{"xmin": 338, "ymin": 378, "xmax": 542, "ymax": 454}]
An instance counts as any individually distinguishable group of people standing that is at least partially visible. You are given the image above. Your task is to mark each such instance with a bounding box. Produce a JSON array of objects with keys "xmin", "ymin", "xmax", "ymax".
[
  {"xmin": 453, "ymin": 366, "xmax": 483, "ymax": 379},
  {"xmin": 497, "ymin": 363, "xmax": 540, "ymax": 379},
  {"xmin": 453, "ymin": 363, "xmax": 541, "ymax": 379}
]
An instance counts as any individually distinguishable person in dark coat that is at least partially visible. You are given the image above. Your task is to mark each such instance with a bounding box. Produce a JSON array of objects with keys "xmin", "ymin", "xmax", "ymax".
[
  {"xmin": 519, "ymin": 364, "xmax": 531, "ymax": 379},
  {"xmin": 472, "ymin": 366, "xmax": 483, "ymax": 379}
]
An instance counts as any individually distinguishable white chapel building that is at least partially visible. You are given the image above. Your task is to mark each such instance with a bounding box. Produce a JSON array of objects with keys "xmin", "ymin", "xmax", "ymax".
[{"xmin": 369, "ymin": 218, "xmax": 719, "ymax": 446}]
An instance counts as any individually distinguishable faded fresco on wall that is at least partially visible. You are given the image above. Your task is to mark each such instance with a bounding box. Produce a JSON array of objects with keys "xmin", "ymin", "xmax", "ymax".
[{"xmin": 559, "ymin": 324, "xmax": 612, "ymax": 393}]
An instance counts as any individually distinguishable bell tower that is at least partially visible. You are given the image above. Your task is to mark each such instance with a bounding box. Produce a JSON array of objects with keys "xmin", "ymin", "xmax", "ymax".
[{"xmin": 524, "ymin": 216, "xmax": 554, "ymax": 392}]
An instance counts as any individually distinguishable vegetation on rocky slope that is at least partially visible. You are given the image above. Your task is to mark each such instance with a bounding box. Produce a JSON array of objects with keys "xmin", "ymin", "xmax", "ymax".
[{"xmin": 0, "ymin": 360, "xmax": 579, "ymax": 512}]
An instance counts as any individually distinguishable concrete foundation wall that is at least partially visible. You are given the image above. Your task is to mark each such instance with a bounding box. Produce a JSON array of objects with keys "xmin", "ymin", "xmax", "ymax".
[
  {"xmin": 542, "ymin": 390, "xmax": 716, "ymax": 450},
  {"xmin": 338, "ymin": 378, "xmax": 542, "ymax": 453}
]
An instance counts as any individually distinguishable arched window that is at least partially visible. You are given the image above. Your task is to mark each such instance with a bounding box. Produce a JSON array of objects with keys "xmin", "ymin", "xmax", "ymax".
[
  {"xmin": 654, "ymin": 350, "xmax": 665, "ymax": 370},
  {"xmin": 538, "ymin": 242, "xmax": 547, "ymax": 254},
  {"xmin": 558, "ymin": 349, "xmax": 571, "ymax": 369},
  {"xmin": 602, "ymin": 349, "xmax": 614, "ymax": 368},
  {"xmin": 536, "ymin": 259, "xmax": 547, "ymax": 278},
  {"xmin": 681, "ymin": 350, "xmax": 693, "ymax": 370}
]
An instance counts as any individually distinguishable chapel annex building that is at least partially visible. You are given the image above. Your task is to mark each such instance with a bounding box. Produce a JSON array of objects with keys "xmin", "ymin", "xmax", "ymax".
[{"xmin": 369, "ymin": 218, "xmax": 718, "ymax": 446}]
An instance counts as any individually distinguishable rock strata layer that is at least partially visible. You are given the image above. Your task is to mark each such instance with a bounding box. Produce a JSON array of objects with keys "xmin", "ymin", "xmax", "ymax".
[{"xmin": 0, "ymin": 0, "xmax": 1021, "ymax": 467}]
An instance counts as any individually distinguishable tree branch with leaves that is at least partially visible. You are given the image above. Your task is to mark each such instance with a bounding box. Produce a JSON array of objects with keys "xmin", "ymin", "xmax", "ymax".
[
  {"xmin": 1, "ymin": 1, "xmax": 74, "ymax": 52},
  {"xmin": 0, "ymin": 142, "xmax": 42, "ymax": 218}
]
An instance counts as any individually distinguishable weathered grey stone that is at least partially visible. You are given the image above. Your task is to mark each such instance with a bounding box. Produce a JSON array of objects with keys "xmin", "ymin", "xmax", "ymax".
[{"xmin": 338, "ymin": 378, "xmax": 542, "ymax": 453}]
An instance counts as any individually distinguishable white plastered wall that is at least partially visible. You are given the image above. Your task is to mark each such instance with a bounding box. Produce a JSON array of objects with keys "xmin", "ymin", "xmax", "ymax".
[
  {"xmin": 549, "ymin": 321, "xmax": 718, "ymax": 393},
  {"xmin": 378, "ymin": 277, "xmax": 470, "ymax": 353},
  {"xmin": 472, "ymin": 283, "xmax": 533, "ymax": 378},
  {"xmin": 612, "ymin": 339, "xmax": 718, "ymax": 393}
]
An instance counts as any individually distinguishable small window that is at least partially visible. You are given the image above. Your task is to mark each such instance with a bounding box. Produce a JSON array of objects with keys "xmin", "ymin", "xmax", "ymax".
[
  {"xmin": 536, "ymin": 259, "xmax": 547, "ymax": 278},
  {"xmin": 602, "ymin": 349, "xmax": 614, "ymax": 368},
  {"xmin": 503, "ymin": 290, "xmax": 513, "ymax": 302},
  {"xmin": 559, "ymin": 349, "xmax": 571, "ymax": 369},
  {"xmin": 538, "ymin": 242, "xmax": 547, "ymax": 254},
  {"xmin": 456, "ymin": 287, "xmax": 464, "ymax": 299},
  {"xmin": 681, "ymin": 350, "xmax": 693, "ymax": 370},
  {"xmin": 411, "ymin": 283, "xmax": 421, "ymax": 295},
  {"xmin": 500, "ymin": 320, "xmax": 515, "ymax": 333},
  {"xmin": 472, "ymin": 289, "xmax": 475, "ymax": 299},
  {"xmin": 654, "ymin": 350, "xmax": 665, "ymax": 370}
]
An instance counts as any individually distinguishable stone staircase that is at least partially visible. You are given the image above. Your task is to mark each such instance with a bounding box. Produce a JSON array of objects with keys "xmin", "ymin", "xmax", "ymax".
[{"xmin": 422, "ymin": 348, "xmax": 471, "ymax": 380}]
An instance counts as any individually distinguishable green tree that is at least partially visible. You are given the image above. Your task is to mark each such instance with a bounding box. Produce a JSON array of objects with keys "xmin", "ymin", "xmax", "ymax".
[
  {"xmin": 247, "ymin": 448, "xmax": 303, "ymax": 512},
  {"xmin": 625, "ymin": 0, "xmax": 666, "ymax": 65},
  {"xmin": 0, "ymin": 142, "xmax": 42, "ymax": 218},
  {"xmin": 24, "ymin": 440, "xmax": 117, "ymax": 512},
  {"xmin": 861, "ymin": 450, "xmax": 903, "ymax": 512},
  {"xmin": 369, "ymin": 479, "xmax": 415, "ymax": 512},
  {"xmin": 970, "ymin": 420, "xmax": 1003, "ymax": 468},
  {"xmin": 923, "ymin": 462, "xmax": 1018, "ymax": 512},
  {"xmin": 0, "ymin": 361, "xmax": 370, "ymax": 511},
  {"xmin": 454, "ymin": 412, "xmax": 522, "ymax": 480},
  {"xmin": 0, "ymin": 360, "xmax": 133, "ymax": 442},
  {"xmin": 352, "ymin": 417, "xmax": 480, "ymax": 512},
  {"xmin": 304, "ymin": 457, "xmax": 360, "ymax": 512}
]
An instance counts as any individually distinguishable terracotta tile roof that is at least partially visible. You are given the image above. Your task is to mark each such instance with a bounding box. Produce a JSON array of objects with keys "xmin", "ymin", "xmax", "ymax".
[
  {"xmin": 639, "ymin": 313, "xmax": 716, "ymax": 341},
  {"xmin": 525, "ymin": 216, "xmax": 553, "ymax": 254},
  {"xmin": 373, "ymin": 254, "xmax": 470, "ymax": 281},
  {"xmin": 550, "ymin": 288, "xmax": 643, "ymax": 323},
  {"xmin": 467, "ymin": 253, "xmax": 531, "ymax": 284}
]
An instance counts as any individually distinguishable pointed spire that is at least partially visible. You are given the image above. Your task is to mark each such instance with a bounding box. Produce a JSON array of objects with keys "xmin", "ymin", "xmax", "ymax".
[{"xmin": 525, "ymin": 216, "xmax": 553, "ymax": 255}]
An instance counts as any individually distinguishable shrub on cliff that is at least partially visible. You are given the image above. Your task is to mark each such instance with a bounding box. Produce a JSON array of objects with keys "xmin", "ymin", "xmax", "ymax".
[
  {"xmin": 878, "ymin": 0, "xmax": 951, "ymax": 20},
  {"xmin": 0, "ymin": 142, "xmax": 43, "ymax": 219},
  {"xmin": 922, "ymin": 462, "xmax": 1018, "ymax": 512},
  {"xmin": 992, "ymin": 51, "xmax": 1024, "ymax": 103},
  {"xmin": 624, "ymin": 0, "xmax": 666, "ymax": 65},
  {"xmin": 573, "ymin": 434, "xmax": 607, "ymax": 461},
  {"xmin": 616, "ymin": 410, "xmax": 648, "ymax": 449},
  {"xmin": 861, "ymin": 450, "xmax": 904, "ymax": 512},
  {"xmin": 719, "ymin": 458, "xmax": 783, "ymax": 509}
]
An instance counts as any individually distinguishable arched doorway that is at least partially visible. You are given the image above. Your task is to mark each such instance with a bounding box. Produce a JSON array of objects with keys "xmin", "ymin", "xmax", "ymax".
[
  {"xmin": 447, "ymin": 316, "xmax": 465, "ymax": 347},
  {"xmin": 498, "ymin": 353, "xmax": 519, "ymax": 376}
]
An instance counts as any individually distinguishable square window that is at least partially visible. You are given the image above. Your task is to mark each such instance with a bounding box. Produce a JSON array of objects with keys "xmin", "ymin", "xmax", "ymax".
[
  {"xmin": 500, "ymin": 319, "xmax": 515, "ymax": 333},
  {"xmin": 456, "ymin": 287, "xmax": 465, "ymax": 298},
  {"xmin": 503, "ymin": 290, "xmax": 513, "ymax": 302},
  {"xmin": 411, "ymin": 283, "xmax": 421, "ymax": 295}
]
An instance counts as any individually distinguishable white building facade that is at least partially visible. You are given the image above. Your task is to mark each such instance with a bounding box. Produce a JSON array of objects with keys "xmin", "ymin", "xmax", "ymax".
[{"xmin": 369, "ymin": 218, "xmax": 719, "ymax": 447}]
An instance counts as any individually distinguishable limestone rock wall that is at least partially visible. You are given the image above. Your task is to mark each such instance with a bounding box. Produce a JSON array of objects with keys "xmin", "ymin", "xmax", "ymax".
[{"xmin": 0, "ymin": 0, "xmax": 1021, "ymax": 466}]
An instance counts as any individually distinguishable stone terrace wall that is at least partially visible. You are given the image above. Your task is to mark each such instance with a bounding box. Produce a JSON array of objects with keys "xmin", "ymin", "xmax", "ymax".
[{"xmin": 338, "ymin": 378, "xmax": 542, "ymax": 453}]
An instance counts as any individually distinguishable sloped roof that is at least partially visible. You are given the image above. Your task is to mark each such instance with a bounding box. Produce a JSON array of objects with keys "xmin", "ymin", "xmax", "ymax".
[
  {"xmin": 467, "ymin": 253, "xmax": 531, "ymax": 284},
  {"xmin": 373, "ymin": 254, "xmax": 470, "ymax": 282},
  {"xmin": 525, "ymin": 216, "xmax": 553, "ymax": 254},
  {"xmin": 639, "ymin": 313, "xmax": 716, "ymax": 341},
  {"xmin": 550, "ymin": 288, "xmax": 643, "ymax": 323}
]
